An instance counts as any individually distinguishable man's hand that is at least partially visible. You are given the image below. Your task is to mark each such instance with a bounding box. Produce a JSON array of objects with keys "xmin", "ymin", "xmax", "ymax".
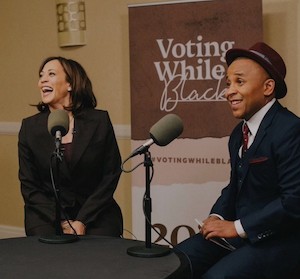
[{"xmin": 199, "ymin": 216, "xmax": 238, "ymax": 239}]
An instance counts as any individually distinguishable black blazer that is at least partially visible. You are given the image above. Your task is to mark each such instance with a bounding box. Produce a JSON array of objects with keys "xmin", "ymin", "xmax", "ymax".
[
  {"xmin": 18, "ymin": 109, "xmax": 123, "ymax": 236},
  {"xmin": 211, "ymin": 101, "xmax": 300, "ymax": 244}
]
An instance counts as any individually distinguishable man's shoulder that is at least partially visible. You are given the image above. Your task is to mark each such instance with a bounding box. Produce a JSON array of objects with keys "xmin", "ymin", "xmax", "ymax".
[{"xmin": 274, "ymin": 104, "xmax": 300, "ymax": 125}]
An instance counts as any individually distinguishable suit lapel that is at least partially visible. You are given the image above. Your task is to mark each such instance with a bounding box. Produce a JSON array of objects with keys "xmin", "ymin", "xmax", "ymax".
[
  {"xmin": 246, "ymin": 101, "xmax": 280, "ymax": 158},
  {"xmin": 239, "ymin": 101, "xmax": 281, "ymax": 188},
  {"xmin": 70, "ymin": 110, "xmax": 97, "ymax": 169},
  {"xmin": 32, "ymin": 112, "xmax": 72, "ymax": 180},
  {"xmin": 37, "ymin": 112, "xmax": 59, "ymax": 159},
  {"xmin": 230, "ymin": 122, "xmax": 243, "ymax": 169}
]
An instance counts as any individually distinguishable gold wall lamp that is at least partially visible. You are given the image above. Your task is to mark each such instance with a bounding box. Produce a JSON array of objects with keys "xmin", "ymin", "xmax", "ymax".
[{"xmin": 56, "ymin": 0, "xmax": 87, "ymax": 47}]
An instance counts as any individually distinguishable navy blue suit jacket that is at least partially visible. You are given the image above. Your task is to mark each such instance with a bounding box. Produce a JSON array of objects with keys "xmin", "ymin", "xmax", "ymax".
[{"xmin": 211, "ymin": 100, "xmax": 300, "ymax": 244}]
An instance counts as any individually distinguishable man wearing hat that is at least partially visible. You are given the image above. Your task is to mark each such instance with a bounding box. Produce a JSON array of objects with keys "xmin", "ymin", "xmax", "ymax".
[{"xmin": 176, "ymin": 42, "xmax": 300, "ymax": 278}]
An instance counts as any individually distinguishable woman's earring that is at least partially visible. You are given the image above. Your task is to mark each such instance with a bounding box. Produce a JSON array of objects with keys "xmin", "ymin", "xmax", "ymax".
[{"xmin": 68, "ymin": 87, "xmax": 72, "ymax": 92}]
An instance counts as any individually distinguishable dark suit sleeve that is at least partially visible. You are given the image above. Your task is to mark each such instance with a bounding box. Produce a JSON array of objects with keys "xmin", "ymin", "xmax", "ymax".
[
  {"xmin": 211, "ymin": 112, "xmax": 300, "ymax": 244},
  {"xmin": 241, "ymin": 119, "xmax": 300, "ymax": 243},
  {"xmin": 75, "ymin": 112, "xmax": 122, "ymax": 225},
  {"xmin": 18, "ymin": 118, "xmax": 56, "ymax": 234},
  {"xmin": 209, "ymin": 124, "xmax": 241, "ymax": 220}
]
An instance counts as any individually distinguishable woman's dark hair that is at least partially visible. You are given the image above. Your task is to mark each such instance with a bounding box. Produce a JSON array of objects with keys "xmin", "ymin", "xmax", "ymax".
[{"xmin": 35, "ymin": 56, "xmax": 97, "ymax": 114}]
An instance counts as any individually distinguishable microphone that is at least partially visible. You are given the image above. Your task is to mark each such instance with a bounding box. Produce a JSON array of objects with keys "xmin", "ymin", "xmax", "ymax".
[
  {"xmin": 126, "ymin": 114, "xmax": 183, "ymax": 257},
  {"xmin": 39, "ymin": 109, "xmax": 78, "ymax": 244},
  {"xmin": 130, "ymin": 114, "xmax": 183, "ymax": 158},
  {"xmin": 47, "ymin": 110, "xmax": 69, "ymax": 149}
]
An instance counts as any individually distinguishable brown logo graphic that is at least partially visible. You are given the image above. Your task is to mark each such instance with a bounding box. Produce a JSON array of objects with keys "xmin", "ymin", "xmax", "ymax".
[{"xmin": 129, "ymin": 0, "xmax": 262, "ymax": 139}]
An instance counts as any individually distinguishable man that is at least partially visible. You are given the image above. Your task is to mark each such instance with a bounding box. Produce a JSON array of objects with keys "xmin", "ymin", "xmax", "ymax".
[{"xmin": 176, "ymin": 42, "xmax": 300, "ymax": 279}]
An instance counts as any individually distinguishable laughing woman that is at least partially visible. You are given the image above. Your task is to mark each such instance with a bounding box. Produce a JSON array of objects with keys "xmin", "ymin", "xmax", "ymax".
[{"xmin": 18, "ymin": 57, "xmax": 123, "ymax": 237}]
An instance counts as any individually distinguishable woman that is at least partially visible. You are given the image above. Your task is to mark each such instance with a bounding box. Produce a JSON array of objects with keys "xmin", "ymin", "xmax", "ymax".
[{"xmin": 18, "ymin": 56, "xmax": 123, "ymax": 237}]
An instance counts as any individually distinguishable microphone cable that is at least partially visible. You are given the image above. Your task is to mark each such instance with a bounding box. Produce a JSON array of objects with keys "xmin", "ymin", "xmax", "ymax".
[
  {"xmin": 140, "ymin": 160, "xmax": 193, "ymax": 279},
  {"xmin": 124, "ymin": 149, "xmax": 193, "ymax": 279},
  {"xmin": 121, "ymin": 155, "xmax": 144, "ymax": 173},
  {"xmin": 49, "ymin": 152, "xmax": 78, "ymax": 237},
  {"xmin": 142, "ymin": 201, "xmax": 194, "ymax": 279}
]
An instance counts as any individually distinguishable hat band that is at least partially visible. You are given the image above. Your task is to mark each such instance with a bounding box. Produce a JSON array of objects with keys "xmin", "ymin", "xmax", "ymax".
[{"xmin": 250, "ymin": 50, "xmax": 272, "ymax": 65}]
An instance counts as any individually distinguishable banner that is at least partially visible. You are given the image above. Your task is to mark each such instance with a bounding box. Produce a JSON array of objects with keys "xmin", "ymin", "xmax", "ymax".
[{"xmin": 128, "ymin": 0, "xmax": 262, "ymax": 245}]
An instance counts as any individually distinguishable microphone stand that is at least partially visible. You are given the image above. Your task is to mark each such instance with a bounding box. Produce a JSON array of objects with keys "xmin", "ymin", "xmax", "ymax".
[
  {"xmin": 127, "ymin": 148, "xmax": 170, "ymax": 257},
  {"xmin": 39, "ymin": 133, "xmax": 78, "ymax": 244}
]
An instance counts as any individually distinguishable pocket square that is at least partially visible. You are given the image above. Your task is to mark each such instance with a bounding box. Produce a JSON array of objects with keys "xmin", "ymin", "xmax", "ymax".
[{"xmin": 249, "ymin": 157, "xmax": 269, "ymax": 164}]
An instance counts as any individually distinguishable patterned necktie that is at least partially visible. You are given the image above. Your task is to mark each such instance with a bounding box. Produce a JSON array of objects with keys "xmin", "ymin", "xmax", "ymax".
[{"xmin": 242, "ymin": 123, "xmax": 249, "ymax": 154}]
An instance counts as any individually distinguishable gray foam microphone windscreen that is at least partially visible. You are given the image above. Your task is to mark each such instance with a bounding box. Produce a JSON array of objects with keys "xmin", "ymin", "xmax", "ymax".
[
  {"xmin": 149, "ymin": 114, "xmax": 183, "ymax": 146},
  {"xmin": 47, "ymin": 109, "xmax": 69, "ymax": 137}
]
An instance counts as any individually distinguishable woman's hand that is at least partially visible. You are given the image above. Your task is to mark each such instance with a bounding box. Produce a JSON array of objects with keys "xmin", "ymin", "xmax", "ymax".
[
  {"xmin": 71, "ymin": 221, "xmax": 86, "ymax": 235},
  {"xmin": 61, "ymin": 220, "xmax": 86, "ymax": 235}
]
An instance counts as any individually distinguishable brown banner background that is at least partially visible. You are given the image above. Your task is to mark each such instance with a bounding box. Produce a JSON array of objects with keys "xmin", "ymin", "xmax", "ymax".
[{"xmin": 129, "ymin": 0, "xmax": 262, "ymax": 245}]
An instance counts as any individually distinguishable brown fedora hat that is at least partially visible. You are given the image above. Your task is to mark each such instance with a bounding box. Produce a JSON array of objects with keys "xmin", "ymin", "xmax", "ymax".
[{"xmin": 226, "ymin": 42, "xmax": 287, "ymax": 99}]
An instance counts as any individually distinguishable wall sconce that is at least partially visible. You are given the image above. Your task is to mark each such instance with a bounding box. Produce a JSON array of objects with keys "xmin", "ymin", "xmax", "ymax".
[{"xmin": 56, "ymin": 0, "xmax": 87, "ymax": 47}]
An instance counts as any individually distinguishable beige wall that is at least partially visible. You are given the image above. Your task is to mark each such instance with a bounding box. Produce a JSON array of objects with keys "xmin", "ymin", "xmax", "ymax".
[{"xmin": 0, "ymin": 0, "xmax": 299, "ymax": 236}]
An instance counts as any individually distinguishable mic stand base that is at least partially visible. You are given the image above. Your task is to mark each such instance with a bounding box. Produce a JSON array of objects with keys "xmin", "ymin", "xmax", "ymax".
[
  {"xmin": 39, "ymin": 234, "xmax": 79, "ymax": 244},
  {"xmin": 127, "ymin": 244, "xmax": 170, "ymax": 258}
]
